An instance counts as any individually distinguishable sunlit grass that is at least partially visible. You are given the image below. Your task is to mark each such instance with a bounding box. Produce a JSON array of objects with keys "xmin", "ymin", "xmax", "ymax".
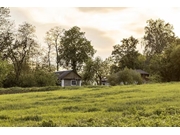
[{"xmin": 1, "ymin": 83, "xmax": 180, "ymax": 126}]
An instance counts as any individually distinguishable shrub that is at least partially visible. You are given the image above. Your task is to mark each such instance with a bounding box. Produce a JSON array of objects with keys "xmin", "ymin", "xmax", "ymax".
[
  {"xmin": 34, "ymin": 70, "xmax": 57, "ymax": 87},
  {"xmin": 0, "ymin": 59, "xmax": 12, "ymax": 87},
  {"xmin": 148, "ymin": 74, "xmax": 162, "ymax": 83},
  {"xmin": 107, "ymin": 74, "xmax": 118, "ymax": 86},
  {"xmin": 108, "ymin": 67, "xmax": 143, "ymax": 85},
  {"xmin": 19, "ymin": 73, "xmax": 36, "ymax": 87},
  {"xmin": 3, "ymin": 72, "xmax": 17, "ymax": 87}
]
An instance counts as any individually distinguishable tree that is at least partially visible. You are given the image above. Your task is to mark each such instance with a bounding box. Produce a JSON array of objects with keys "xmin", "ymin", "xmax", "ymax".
[
  {"xmin": 0, "ymin": 7, "xmax": 10, "ymax": 24},
  {"xmin": 111, "ymin": 36, "xmax": 140, "ymax": 72},
  {"xmin": 59, "ymin": 26, "xmax": 96, "ymax": 73},
  {"xmin": 143, "ymin": 18, "xmax": 175, "ymax": 57},
  {"xmin": 0, "ymin": 7, "xmax": 14, "ymax": 59},
  {"xmin": 5, "ymin": 22, "xmax": 39, "ymax": 83},
  {"xmin": 45, "ymin": 26, "xmax": 64, "ymax": 71},
  {"xmin": 0, "ymin": 59, "xmax": 12, "ymax": 87},
  {"xmin": 168, "ymin": 44, "xmax": 180, "ymax": 81},
  {"xmin": 82, "ymin": 58, "xmax": 95, "ymax": 85},
  {"xmin": 82, "ymin": 56, "xmax": 110, "ymax": 85}
]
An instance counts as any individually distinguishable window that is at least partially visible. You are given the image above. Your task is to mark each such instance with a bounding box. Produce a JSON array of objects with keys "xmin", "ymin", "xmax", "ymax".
[{"xmin": 71, "ymin": 80, "xmax": 77, "ymax": 86}]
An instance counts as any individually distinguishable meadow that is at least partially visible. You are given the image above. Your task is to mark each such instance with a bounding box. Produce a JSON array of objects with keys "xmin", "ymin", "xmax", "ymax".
[{"xmin": 1, "ymin": 83, "xmax": 180, "ymax": 127}]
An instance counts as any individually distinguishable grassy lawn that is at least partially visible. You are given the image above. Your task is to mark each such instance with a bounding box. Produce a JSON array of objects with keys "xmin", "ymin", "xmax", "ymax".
[{"xmin": 1, "ymin": 82, "xmax": 180, "ymax": 127}]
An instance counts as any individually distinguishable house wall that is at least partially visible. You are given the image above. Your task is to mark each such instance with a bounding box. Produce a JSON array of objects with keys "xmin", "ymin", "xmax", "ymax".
[{"xmin": 63, "ymin": 80, "xmax": 81, "ymax": 86}]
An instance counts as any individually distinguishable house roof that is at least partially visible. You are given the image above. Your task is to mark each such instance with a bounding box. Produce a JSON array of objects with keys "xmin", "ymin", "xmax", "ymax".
[
  {"xmin": 55, "ymin": 70, "xmax": 81, "ymax": 80},
  {"xmin": 135, "ymin": 69, "xmax": 149, "ymax": 75}
]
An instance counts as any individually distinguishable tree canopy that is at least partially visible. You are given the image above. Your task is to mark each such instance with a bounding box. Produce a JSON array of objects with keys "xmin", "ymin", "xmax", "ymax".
[
  {"xmin": 59, "ymin": 26, "xmax": 96, "ymax": 73},
  {"xmin": 143, "ymin": 19, "xmax": 175, "ymax": 57}
]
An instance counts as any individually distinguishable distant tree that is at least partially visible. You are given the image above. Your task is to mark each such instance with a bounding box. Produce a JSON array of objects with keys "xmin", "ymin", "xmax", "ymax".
[
  {"xmin": 111, "ymin": 36, "xmax": 140, "ymax": 72},
  {"xmin": 168, "ymin": 44, "xmax": 180, "ymax": 81},
  {"xmin": 143, "ymin": 18, "xmax": 175, "ymax": 57},
  {"xmin": 59, "ymin": 26, "xmax": 96, "ymax": 73},
  {"xmin": 82, "ymin": 58, "xmax": 95, "ymax": 85},
  {"xmin": 45, "ymin": 26, "xmax": 64, "ymax": 71},
  {"xmin": 82, "ymin": 56, "xmax": 110, "ymax": 85},
  {"xmin": 93, "ymin": 56, "xmax": 107, "ymax": 85}
]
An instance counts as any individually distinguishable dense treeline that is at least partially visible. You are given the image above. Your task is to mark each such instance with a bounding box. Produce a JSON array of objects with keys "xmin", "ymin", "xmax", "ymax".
[{"xmin": 1, "ymin": 7, "xmax": 180, "ymax": 87}]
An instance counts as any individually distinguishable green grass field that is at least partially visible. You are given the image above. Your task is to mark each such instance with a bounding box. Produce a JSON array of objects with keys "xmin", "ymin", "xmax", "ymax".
[{"xmin": 1, "ymin": 82, "xmax": 180, "ymax": 127}]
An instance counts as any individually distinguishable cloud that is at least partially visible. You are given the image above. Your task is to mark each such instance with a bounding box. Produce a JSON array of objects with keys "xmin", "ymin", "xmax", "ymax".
[
  {"xmin": 77, "ymin": 7, "xmax": 128, "ymax": 13},
  {"xmin": 81, "ymin": 27, "xmax": 115, "ymax": 59},
  {"xmin": 10, "ymin": 7, "xmax": 35, "ymax": 25}
]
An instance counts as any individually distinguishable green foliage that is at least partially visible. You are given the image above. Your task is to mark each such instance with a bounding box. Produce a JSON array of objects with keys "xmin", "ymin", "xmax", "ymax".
[
  {"xmin": 143, "ymin": 18, "xmax": 175, "ymax": 56},
  {"xmin": 107, "ymin": 73, "xmax": 118, "ymax": 86},
  {"xmin": 3, "ymin": 72, "xmax": 17, "ymax": 87},
  {"xmin": 19, "ymin": 73, "xmax": 36, "ymax": 87},
  {"xmin": 169, "ymin": 45, "xmax": 180, "ymax": 80},
  {"xmin": 108, "ymin": 68, "xmax": 143, "ymax": 85},
  {"xmin": 59, "ymin": 26, "xmax": 96, "ymax": 72},
  {"xmin": 111, "ymin": 36, "xmax": 141, "ymax": 71},
  {"xmin": 44, "ymin": 26, "xmax": 63, "ymax": 71},
  {"xmin": 148, "ymin": 74, "xmax": 162, "ymax": 83},
  {"xmin": 5, "ymin": 22, "xmax": 39, "ymax": 82},
  {"xmin": 82, "ymin": 56, "xmax": 110, "ymax": 85},
  {"xmin": 0, "ymin": 59, "xmax": 12, "ymax": 87},
  {"xmin": 34, "ymin": 70, "xmax": 57, "ymax": 87},
  {"xmin": 4, "ymin": 69, "xmax": 57, "ymax": 88}
]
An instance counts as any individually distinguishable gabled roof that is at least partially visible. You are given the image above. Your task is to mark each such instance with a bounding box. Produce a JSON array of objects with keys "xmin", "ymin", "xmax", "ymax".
[
  {"xmin": 55, "ymin": 70, "xmax": 81, "ymax": 79},
  {"xmin": 135, "ymin": 69, "xmax": 149, "ymax": 75}
]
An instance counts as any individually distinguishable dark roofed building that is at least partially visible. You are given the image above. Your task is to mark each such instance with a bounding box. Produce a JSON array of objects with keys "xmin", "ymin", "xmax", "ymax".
[
  {"xmin": 135, "ymin": 69, "xmax": 149, "ymax": 81},
  {"xmin": 55, "ymin": 70, "xmax": 82, "ymax": 87}
]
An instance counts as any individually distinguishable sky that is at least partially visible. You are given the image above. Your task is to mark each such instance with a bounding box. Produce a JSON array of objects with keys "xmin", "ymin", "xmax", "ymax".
[{"xmin": 4, "ymin": 1, "xmax": 180, "ymax": 60}]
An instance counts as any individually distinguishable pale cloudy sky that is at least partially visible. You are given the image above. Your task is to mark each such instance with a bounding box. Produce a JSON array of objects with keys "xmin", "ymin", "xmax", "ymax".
[{"xmin": 5, "ymin": 1, "xmax": 180, "ymax": 59}]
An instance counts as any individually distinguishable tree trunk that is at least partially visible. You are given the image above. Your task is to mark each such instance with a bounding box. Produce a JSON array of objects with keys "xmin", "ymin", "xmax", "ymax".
[
  {"xmin": 72, "ymin": 61, "xmax": 77, "ymax": 73},
  {"xmin": 55, "ymin": 45, "xmax": 59, "ymax": 71}
]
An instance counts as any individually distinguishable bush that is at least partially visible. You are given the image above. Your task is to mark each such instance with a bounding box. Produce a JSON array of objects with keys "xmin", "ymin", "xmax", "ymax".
[
  {"xmin": 0, "ymin": 59, "xmax": 12, "ymax": 87},
  {"xmin": 107, "ymin": 74, "xmax": 119, "ymax": 86},
  {"xmin": 19, "ymin": 73, "xmax": 36, "ymax": 87},
  {"xmin": 3, "ymin": 72, "xmax": 17, "ymax": 87},
  {"xmin": 108, "ymin": 68, "xmax": 143, "ymax": 86},
  {"xmin": 148, "ymin": 74, "xmax": 162, "ymax": 83},
  {"xmin": 34, "ymin": 70, "xmax": 57, "ymax": 87}
]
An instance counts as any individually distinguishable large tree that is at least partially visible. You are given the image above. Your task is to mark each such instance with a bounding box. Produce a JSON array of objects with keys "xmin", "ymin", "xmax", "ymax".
[
  {"xmin": 5, "ymin": 22, "xmax": 39, "ymax": 82},
  {"xmin": 45, "ymin": 26, "xmax": 63, "ymax": 71},
  {"xmin": 111, "ymin": 36, "xmax": 140, "ymax": 72},
  {"xmin": 0, "ymin": 7, "xmax": 14, "ymax": 59},
  {"xmin": 59, "ymin": 26, "xmax": 96, "ymax": 73},
  {"xmin": 143, "ymin": 18, "xmax": 175, "ymax": 57}
]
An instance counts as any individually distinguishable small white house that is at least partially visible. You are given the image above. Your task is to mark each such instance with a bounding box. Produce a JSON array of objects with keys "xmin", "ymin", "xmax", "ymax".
[{"xmin": 55, "ymin": 70, "xmax": 82, "ymax": 87}]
